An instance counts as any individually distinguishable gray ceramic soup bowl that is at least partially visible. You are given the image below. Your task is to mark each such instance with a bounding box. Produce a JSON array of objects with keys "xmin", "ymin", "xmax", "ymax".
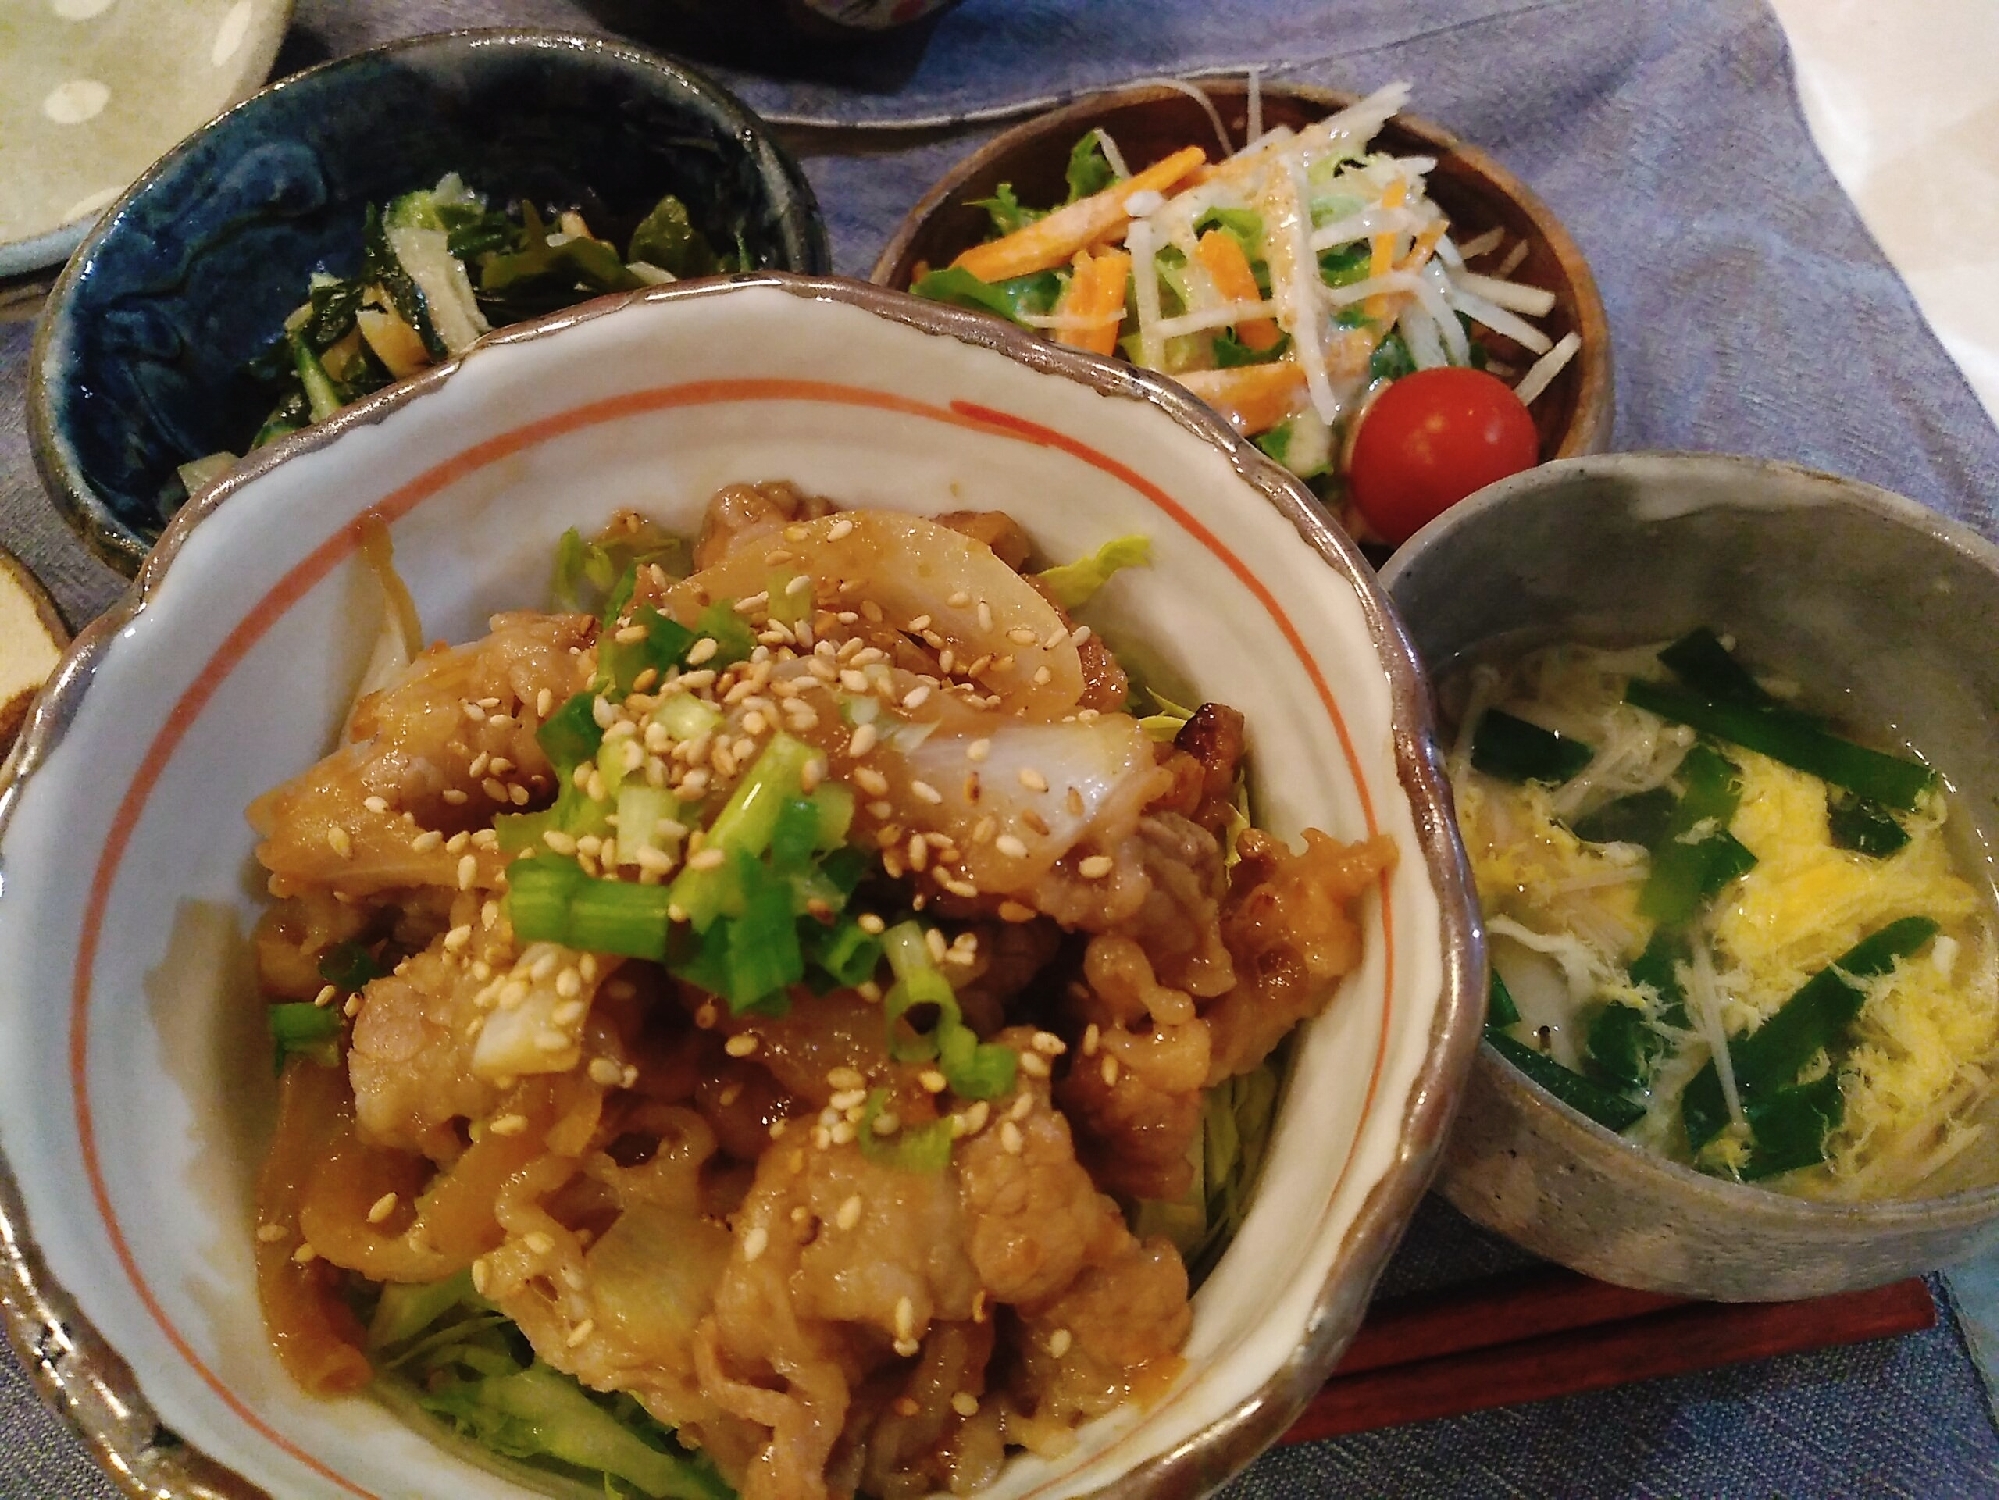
[{"xmin": 1381, "ymin": 451, "xmax": 1999, "ymax": 1301}]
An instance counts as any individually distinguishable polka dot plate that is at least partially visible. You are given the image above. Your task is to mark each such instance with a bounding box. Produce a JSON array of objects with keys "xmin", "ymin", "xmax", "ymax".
[{"xmin": 0, "ymin": 0, "xmax": 291, "ymax": 277}]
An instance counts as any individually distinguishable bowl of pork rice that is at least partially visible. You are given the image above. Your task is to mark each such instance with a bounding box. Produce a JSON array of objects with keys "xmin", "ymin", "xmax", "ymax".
[{"xmin": 0, "ymin": 273, "xmax": 1481, "ymax": 1500}]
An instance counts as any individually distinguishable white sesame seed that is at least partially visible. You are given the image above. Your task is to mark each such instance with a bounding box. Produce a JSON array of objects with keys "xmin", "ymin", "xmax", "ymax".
[
  {"xmin": 827, "ymin": 1066, "xmax": 865, "ymax": 1089},
  {"xmin": 829, "ymin": 1087, "xmax": 868, "ymax": 1111},
  {"xmin": 872, "ymin": 1109, "xmax": 900, "ymax": 1136},
  {"xmin": 327, "ymin": 826, "xmax": 353, "ymax": 859},
  {"xmin": 488, "ymin": 1113, "xmax": 529, "ymax": 1137},
  {"xmin": 894, "ymin": 1295, "xmax": 916, "ymax": 1341},
  {"xmin": 743, "ymin": 1226, "xmax": 769, "ymax": 1263},
  {"xmin": 1032, "ymin": 1031, "xmax": 1066, "ymax": 1056},
  {"xmin": 1078, "ymin": 855, "xmax": 1114, "ymax": 879},
  {"xmin": 1018, "ymin": 767, "xmax": 1048, "ymax": 793},
  {"xmin": 1010, "ymin": 1093, "xmax": 1034, "ymax": 1121},
  {"xmin": 291, "ymin": 1242, "xmax": 318, "ymax": 1265},
  {"xmin": 951, "ymin": 1391, "xmax": 980, "ymax": 1417},
  {"xmin": 536, "ymin": 688, "xmax": 553, "ymax": 717},
  {"xmin": 363, "ymin": 795, "xmax": 389, "ymax": 815},
  {"xmin": 411, "ymin": 828, "xmax": 443, "ymax": 853},
  {"xmin": 1049, "ymin": 1328, "xmax": 1073, "ymax": 1358},
  {"xmin": 685, "ymin": 637, "xmax": 719, "ymax": 666},
  {"xmin": 830, "ymin": 1120, "xmax": 857, "ymax": 1145},
  {"xmin": 1000, "ymin": 1121, "xmax": 1024, "ymax": 1155},
  {"xmin": 256, "ymin": 1223, "xmax": 289, "ymax": 1244},
  {"xmin": 894, "ymin": 1337, "xmax": 921, "ymax": 1358},
  {"xmin": 1101, "ymin": 1055, "xmax": 1121, "ymax": 1086},
  {"xmin": 836, "ymin": 1194, "xmax": 863, "ymax": 1230},
  {"xmin": 687, "ymin": 848, "xmax": 726, "ymax": 871},
  {"xmin": 724, "ymin": 1033, "xmax": 760, "ymax": 1057},
  {"xmin": 456, "ymin": 852, "xmax": 479, "ymax": 890},
  {"xmin": 566, "ymin": 1318, "xmax": 596, "ymax": 1348},
  {"xmin": 919, "ymin": 1069, "xmax": 947, "ymax": 1093},
  {"xmin": 827, "ymin": 517, "xmax": 854, "ymax": 541},
  {"xmin": 857, "ymin": 913, "xmax": 886, "ymax": 935},
  {"xmin": 524, "ymin": 1230, "xmax": 555, "ymax": 1256},
  {"xmin": 909, "ymin": 779, "xmax": 943, "ymax": 804},
  {"xmin": 1019, "ymin": 1052, "xmax": 1050, "ymax": 1079},
  {"xmin": 470, "ymin": 1258, "xmax": 490, "ymax": 1294},
  {"xmin": 902, "ymin": 684, "xmax": 932, "ymax": 711},
  {"xmin": 588, "ymin": 1057, "xmax": 623, "ymax": 1086}
]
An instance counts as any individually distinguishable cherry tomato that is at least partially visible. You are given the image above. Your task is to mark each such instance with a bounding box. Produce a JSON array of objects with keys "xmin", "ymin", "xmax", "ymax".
[{"xmin": 1347, "ymin": 367, "xmax": 1540, "ymax": 545}]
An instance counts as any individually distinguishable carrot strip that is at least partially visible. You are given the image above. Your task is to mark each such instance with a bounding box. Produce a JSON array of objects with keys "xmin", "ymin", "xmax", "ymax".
[
  {"xmin": 1364, "ymin": 180, "xmax": 1409, "ymax": 324},
  {"xmin": 1054, "ymin": 248, "xmax": 1132, "ymax": 358},
  {"xmin": 1177, "ymin": 363, "xmax": 1308, "ymax": 436},
  {"xmin": 1195, "ymin": 230, "xmax": 1281, "ymax": 350},
  {"xmin": 954, "ymin": 147, "xmax": 1208, "ymax": 283}
]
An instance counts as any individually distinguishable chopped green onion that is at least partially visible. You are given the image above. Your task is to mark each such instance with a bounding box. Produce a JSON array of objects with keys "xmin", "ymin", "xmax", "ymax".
[
  {"xmin": 692, "ymin": 602, "xmax": 756, "ymax": 668},
  {"xmin": 1471, "ymin": 708, "xmax": 1594, "ymax": 785},
  {"xmin": 884, "ymin": 966, "xmax": 959, "ymax": 1062},
  {"xmin": 537, "ymin": 692, "xmax": 604, "ymax": 773},
  {"xmin": 1487, "ymin": 1031, "xmax": 1644, "ymax": 1132},
  {"xmin": 1487, "ymin": 968, "xmax": 1521, "ymax": 1029},
  {"xmin": 567, "ymin": 878, "xmax": 674, "ymax": 961},
  {"xmin": 1682, "ymin": 916, "xmax": 1938, "ymax": 1150},
  {"xmin": 494, "ymin": 807, "xmax": 556, "ymax": 854},
  {"xmin": 856, "ymin": 1089, "xmax": 955, "ymax": 1173},
  {"xmin": 721, "ymin": 852, "xmax": 804, "ymax": 1013},
  {"xmin": 506, "ymin": 854, "xmax": 587, "ymax": 944},
  {"xmin": 664, "ymin": 733, "xmax": 813, "ymax": 931},
  {"xmin": 1570, "ymin": 787, "xmax": 1677, "ymax": 847},
  {"xmin": 1638, "ymin": 744, "xmax": 1756, "ymax": 928},
  {"xmin": 1828, "ymin": 791, "xmax": 1910, "ymax": 858},
  {"xmin": 616, "ymin": 785, "xmax": 680, "ymax": 863},
  {"xmin": 270, "ymin": 1003, "xmax": 342, "ymax": 1073},
  {"xmin": 1624, "ymin": 678, "xmax": 1937, "ymax": 811},
  {"xmin": 318, "ymin": 940, "xmax": 384, "ymax": 992},
  {"xmin": 601, "ymin": 607, "xmax": 696, "ymax": 696},
  {"xmin": 1627, "ymin": 929, "xmax": 1690, "ymax": 1028},
  {"xmin": 804, "ymin": 918, "xmax": 883, "ymax": 990},
  {"xmin": 654, "ymin": 693, "xmax": 723, "ymax": 743},
  {"xmin": 769, "ymin": 796, "xmax": 824, "ymax": 872},
  {"xmin": 1586, "ymin": 1002, "xmax": 1665, "ymax": 1091},
  {"xmin": 936, "ymin": 1023, "xmax": 1018, "ymax": 1100},
  {"xmin": 1735, "ymin": 1071, "xmax": 1846, "ymax": 1180},
  {"xmin": 1657, "ymin": 628, "xmax": 1779, "ymax": 708}
]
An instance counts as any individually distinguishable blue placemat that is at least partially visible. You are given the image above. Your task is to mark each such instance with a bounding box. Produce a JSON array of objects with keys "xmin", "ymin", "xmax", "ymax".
[{"xmin": 10, "ymin": 0, "xmax": 1999, "ymax": 1495}]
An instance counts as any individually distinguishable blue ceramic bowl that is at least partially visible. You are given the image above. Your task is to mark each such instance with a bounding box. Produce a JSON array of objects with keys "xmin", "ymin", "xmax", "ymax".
[{"xmin": 29, "ymin": 28, "xmax": 830, "ymax": 573}]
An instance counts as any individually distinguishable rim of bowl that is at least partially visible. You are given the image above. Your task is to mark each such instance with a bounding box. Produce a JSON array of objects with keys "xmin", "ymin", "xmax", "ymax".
[
  {"xmin": 867, "ymin": 76, "xmax": 1614, "ymax": 466},
  {"xmin": 1384, "ymin": 447, "xmax": 1999, "ymax": 1233},
  {"xmin": 3, "ymin": 271, "xmax": 1485, "ymax": 1499},
  {"xmin": 26, "ymin": 25, "xmax": 832, "ymax": 579},
  {"xmin": 0, "ymin": 0, "xmax": 296, "ymax": 278}
]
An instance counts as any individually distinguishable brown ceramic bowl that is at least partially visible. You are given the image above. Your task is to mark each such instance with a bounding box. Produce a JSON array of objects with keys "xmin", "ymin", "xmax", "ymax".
[
  {"xmin": 872, "ymin": 80, "xmax": 1613, "ymax": 476},
  {"xmin": 1383, "ymin": 452, "xmax": 1999, "ymax": 1301}
]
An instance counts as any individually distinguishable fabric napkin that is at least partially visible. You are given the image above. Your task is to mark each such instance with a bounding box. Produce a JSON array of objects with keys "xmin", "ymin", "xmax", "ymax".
[{"xmin": 9, "ymin": 0, "xmax": 1999, "ymax": 1495}]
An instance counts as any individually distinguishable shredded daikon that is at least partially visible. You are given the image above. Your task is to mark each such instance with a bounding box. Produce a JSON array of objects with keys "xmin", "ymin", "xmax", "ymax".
[
  {"xmin": 1456, "ymin": 225, "xmax": 1506, "ymax": 260},
  {"xmin": 1514, "ymin": 331, "xmax": 1581, "ymax": 406},
  {"xmin": 1126, "ymin": 217, "xmax": 1165, "ymax": 370},
  {"xmin": 1446, "ymin": 282, "xmax": 1554, "ymax": 353},
  {"xmin": 1094, "ymin": 128, "xmax": 1133, "ymax": 181},
  {"xmin": 1452, "ymin": 270, "xmax": 1558, "ymax": 317}
]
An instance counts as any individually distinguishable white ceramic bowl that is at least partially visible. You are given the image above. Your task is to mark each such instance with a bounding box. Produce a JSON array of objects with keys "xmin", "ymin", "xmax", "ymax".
[{"xmin": 0, "ymin": 276, "xmax": 1480, "ymax": 1498}]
